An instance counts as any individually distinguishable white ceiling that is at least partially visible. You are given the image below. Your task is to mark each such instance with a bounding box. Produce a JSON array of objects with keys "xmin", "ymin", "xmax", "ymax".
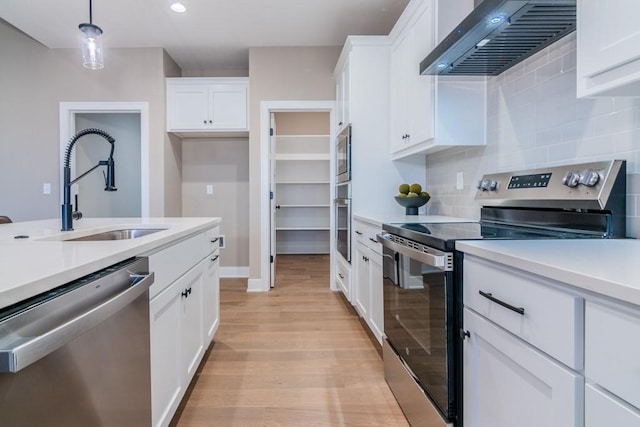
[{"xmin": 0, "ymin": 0, "xmax": 409, "ymax": 73}]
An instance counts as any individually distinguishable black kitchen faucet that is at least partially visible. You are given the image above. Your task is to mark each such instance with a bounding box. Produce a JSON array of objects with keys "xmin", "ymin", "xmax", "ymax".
[{"xmin": 61, "ymin": 128, "xmax": 117, "ymax": 231}]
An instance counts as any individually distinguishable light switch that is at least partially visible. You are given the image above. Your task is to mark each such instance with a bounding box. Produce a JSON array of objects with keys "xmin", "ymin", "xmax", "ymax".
[
  {"xmin": 43, "ymin": 183, "xmax": 51, "ymax": 195},
  {"xmin": 206, "ymin": 184, "xmax": 214, "ymax": 195}
]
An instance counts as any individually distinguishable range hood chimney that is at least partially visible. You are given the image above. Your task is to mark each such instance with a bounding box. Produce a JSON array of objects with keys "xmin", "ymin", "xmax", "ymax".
[{"xmin": 420, "ymin": 0, "xmax": 576, "ymax": 76}]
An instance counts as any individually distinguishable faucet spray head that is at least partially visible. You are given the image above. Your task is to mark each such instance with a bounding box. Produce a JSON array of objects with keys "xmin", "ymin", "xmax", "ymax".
[{"xmin": 104, "ymin": 157, "xmax": 117, "ymax": 191}]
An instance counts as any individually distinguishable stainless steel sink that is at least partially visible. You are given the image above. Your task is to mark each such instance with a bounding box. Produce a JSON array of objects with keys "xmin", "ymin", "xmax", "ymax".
[{"xmin": 65, "ymin": 228, "xmax": 167, "ymax": 242}]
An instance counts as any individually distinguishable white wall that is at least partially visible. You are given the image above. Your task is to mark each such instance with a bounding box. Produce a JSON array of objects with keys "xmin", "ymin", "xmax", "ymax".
[
  {"xmin": 425, "ymin": 33, "xmax": 640, "ymax": 238},
  {"xmin": 0, "ymin": 20, "xmax": 181, "ymax": 221},
  {"xmin": 181, "ymin": 138, "xmax": 249, "ymax": 270},
  {"xmin": 247, "ymin": 46, "xmax": 341, "ymax": 281},
  {"xmin": 75, "ymin": 113, "xmax": 141, "ymax": 218}
]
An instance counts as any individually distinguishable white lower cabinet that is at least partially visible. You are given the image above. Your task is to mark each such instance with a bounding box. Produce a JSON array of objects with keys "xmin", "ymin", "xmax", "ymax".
[
  {"xmin": 179, "ymin": 263, "xmax": 205, "ymax": 383},
  {"xmin": 461, "ymin": 251, "xmax": 640, "ymax": 427},
  {"xmin": 353, "ymin": 219, "xmax": 383, "ymax": 345},
  {"xmin": 149, "ymin": 277, "xmax": 183, "ymax": 427},
  {"xmin": 203, "ymin": 251, "xmax": 220, "ymax": 344},
  {"xmin": 585, "ymin": 383, "xmax": 640, "ymax": 427},
  {"xmin": 584, "ymin": 300, "xmax": 640, "ymax": 425},
  {"xmin": 148, "ymin": 226, "xmax": 221, "ymax": 427},
  {"xmin": 463, "ymin": 307, "xmax": 583, "ymax": 427},
  {"xmin": 354, "ymin": 240, "xmax": 370, "ymax": 319}
]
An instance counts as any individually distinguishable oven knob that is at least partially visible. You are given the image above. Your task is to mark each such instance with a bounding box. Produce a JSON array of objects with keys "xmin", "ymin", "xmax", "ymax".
[
  {"xmin": 562, "ymin": 171, "xmax": 580, "ymax": 188},
  {"xmin": 477, "ymin": 179, "xmax": 497, "ymax": 192},
  {"xmin": 579, "ymin": 170, "xmax": 600, "ymax": 187}
]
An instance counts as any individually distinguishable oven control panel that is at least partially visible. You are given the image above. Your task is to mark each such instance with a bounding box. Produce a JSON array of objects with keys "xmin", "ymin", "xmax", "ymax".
[
  {"xmin": 474, "ymin": 160, "xmax": 625, "ymax": 210},
  {"xmin": 507, "ymin": 173, "xmax": 552, "ymax": 189}
]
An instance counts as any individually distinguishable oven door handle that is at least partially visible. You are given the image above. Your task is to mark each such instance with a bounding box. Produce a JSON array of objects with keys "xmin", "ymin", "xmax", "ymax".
[{"xmin": 377, "ymin": 233, "xmax": 450, "ymax": 271}]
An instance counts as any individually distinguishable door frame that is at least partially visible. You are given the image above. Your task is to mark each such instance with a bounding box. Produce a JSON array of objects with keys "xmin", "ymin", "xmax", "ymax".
[
  {"xmin": 254, "ymin": 100, "xmax": 336, "ymax": 293},
  {"xmin": 59, "ymin": 102, "xmax": 151, "ymax": 217}
]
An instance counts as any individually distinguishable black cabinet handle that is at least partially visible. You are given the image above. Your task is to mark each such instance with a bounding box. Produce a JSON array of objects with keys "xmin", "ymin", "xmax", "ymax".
[
  {"xmin": 203, "ymin": 120, "xmax": 207, "ymax": 124},
  {"xmin": 460, "ymin": 329, "xmax": 470, "ymax": 340},
  {"xmin": 181, "ymin": 287, "xmax": 193, "ymax": 298},
  {"xmin": 369, "ymin": 237, "xmax": 378, "ymax": 244},
  {"xmin": 479, "ymin": 290, "xmax": 525, "ymax": 315},
  {"xmin": 338, "ymin": 121, "xmax": 343, "ymax": 126},
  {"xmin": 209, "ymin": 120, "xmax": 212, "ymax": 124},
  {"xmin": 355, "ymin": 231, "xmax": 363, "ymax": 235},
  {"xmin": 211, "ymin": 237, "xmax": 219, "ymax": 243},
  {"xmin": 276, "ymin": 205, "xmax": 281, "ymax": 209},
  {"xmin": 211, "ymin": 255, "xmax": 219, "ymax": 262},
  {"xmin": 338, "ymin": 273, "xmax": 344, "ymax": 279}
]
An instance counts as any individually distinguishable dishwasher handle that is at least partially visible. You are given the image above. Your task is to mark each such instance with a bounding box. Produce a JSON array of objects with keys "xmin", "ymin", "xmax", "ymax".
[{"xmin": 0, "ymin": 271, "xmax": 154, "ymax": 373}]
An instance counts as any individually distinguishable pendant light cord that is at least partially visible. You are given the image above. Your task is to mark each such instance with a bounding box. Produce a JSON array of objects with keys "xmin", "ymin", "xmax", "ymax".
[{"xmin": 89, "ymin": 0, "xmax": 93, "ymax": 24}]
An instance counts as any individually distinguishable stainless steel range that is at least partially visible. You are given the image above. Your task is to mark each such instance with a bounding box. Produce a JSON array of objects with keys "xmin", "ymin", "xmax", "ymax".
[{"xmin": 379, "ymin": 160, "xmax": 626, "ymax": 427}]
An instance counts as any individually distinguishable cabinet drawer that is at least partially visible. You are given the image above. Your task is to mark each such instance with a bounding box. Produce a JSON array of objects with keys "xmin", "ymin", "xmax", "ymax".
[
  {"xmin": 205, "ymin": 226, "xmax": 220, "ymax": 255},
  {"xmin": 585, "ymin": 301, "xmax": 640, "ymax": 409},
  {"xmin": 586, "ymin": 383, "xmax": 640, "ymax": 427},
  {"xmin": 335, "ymin": 256, "xmax": 350, "ymax": 298},
  {"xmin": 463, "ymin": 255, "xmax": 583, "ymax": 369},
  {"xmin": 147, "ymin": 232, "xmax": 207, "ymax": 299},
  {"xmin": 353, "ymin": 220, "xmax": 382, "ymax": 253}
]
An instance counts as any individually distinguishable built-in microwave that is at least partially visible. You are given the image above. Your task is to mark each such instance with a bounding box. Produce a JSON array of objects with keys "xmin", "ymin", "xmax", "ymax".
[{"xmin": 336, "ymin": 124, "xmax": 351, "ymax": 183}]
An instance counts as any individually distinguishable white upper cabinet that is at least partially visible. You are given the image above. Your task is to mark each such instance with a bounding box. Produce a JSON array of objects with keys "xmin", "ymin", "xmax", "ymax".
[
  {"xmin": 390, "ymin": 1, "xmax": 435, "ymax": 156},
  {"xmin": 389, "ymin": 0, "xmax": 485, "ymax": 159},
  {"xmin": 166, "ymin": 77, "xmax": 248, "ymax": 134},
  {"xmin": 335, "ymin": 64, "xmax": 350, "ymax": 132},
  {"xmin": 577, "ymin": 0, "xmax": 640, "ymax": 97}
]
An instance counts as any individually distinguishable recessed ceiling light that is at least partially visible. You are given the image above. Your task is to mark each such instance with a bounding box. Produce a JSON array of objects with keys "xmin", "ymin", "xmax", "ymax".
[{"xmin": 170, "ymin": 1, "xmax": 186, "ymax": 13}]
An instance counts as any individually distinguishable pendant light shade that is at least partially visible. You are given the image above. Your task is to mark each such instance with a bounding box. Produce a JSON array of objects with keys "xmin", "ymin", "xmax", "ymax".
[{"xmin": 79, "ymin": 0, "xmax": 104, "ymax": 69}]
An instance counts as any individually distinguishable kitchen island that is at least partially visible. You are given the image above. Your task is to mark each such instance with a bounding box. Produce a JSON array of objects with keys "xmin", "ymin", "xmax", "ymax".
[
  {"xmin": 0, "ymin": 217, "xmax": 221, "ymax": 427},
  {"xmin": 0, "ymin": 217, "xmax": 220, "ymax": 309}
]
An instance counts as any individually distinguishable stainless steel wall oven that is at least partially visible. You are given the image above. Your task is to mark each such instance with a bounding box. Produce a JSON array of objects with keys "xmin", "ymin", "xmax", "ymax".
[
  {"xmin": 336, "ymin": 124, "xmax": 351, "ymax": 184},
  {"xmin": 335, "ymin": 182, "xmax": 351, "ymax": 262}
]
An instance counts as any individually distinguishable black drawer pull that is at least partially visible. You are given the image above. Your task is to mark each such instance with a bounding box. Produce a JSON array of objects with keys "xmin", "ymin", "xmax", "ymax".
[
  {"xmin": 369, "ymin": 237, "xmax": 377, "ymax": 244},
  {"xmin": 211, "ymin": 237, "xmax": 219, "ymax": 243},
  {"xmin": 355, "ymin": 231, "xmax": 363, "ymax": 235},
  {"xmin": 479, "ymin": 290, "xmax": 525, "ymax": 315},
  {"xmin": 211, "ymin": 255, "xmax": 219, "ymax": 262},
  {"xmin": 338, "ymin": 273, "xmax": 344, "ymax": 279}
]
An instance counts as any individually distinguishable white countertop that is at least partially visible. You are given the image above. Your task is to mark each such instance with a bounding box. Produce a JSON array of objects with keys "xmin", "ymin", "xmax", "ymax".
[
  {"xmin": 0, "ymin": 217, "xmax": 220, "ymax": 310},
  {"xmin": 353, "ymin": 213, "xmax": 476, "ymax": 228},
  {"xmin": 456, "ymin": 239, "xmax": 640, "ymax": 307}
]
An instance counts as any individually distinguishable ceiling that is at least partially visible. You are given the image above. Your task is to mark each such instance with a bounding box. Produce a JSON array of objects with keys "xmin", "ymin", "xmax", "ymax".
[{"xmin": 0, "ymin": 0, "xmax": 409, "ymax": 73}]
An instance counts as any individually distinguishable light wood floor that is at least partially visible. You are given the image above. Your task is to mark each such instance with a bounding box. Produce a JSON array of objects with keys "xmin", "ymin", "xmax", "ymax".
[{"xmin": 173, "ymin": 254, "xmax": 409, "ymax": 427}]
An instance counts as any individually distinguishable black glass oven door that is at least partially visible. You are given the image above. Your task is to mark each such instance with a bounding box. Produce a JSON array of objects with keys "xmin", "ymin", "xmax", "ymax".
[
  {"xmin": 335, "ymin": 198, "xmax": 350, "ymax": 262},
  {"xmin": 383, "ymin": 246, "xmax": 455, "ymax": 420}
]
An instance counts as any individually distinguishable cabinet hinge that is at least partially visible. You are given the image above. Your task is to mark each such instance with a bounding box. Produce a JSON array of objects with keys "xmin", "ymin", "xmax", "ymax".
[{"xmin": 270, "ymin": 255, "xmax": 274, "ymax": 263}]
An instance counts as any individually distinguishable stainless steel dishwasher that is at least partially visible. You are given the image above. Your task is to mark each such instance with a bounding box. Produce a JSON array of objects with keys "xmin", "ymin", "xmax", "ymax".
[{"xmin": 0, "ymin": 257, "xmax": 154, "ymax": 426}]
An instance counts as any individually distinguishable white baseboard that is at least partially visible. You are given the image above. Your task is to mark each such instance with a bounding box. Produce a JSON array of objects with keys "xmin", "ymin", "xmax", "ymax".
[
  {"xmin": 220, "ymin": 266, "xmax": 249, "ymax": 278},
  {"xmin": 247, "ymin": 278, "xmax": 267, "ymax": 292}
]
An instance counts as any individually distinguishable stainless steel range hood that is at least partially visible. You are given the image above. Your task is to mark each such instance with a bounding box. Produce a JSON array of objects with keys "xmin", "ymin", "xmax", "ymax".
[{"xmin": 420, "ymin": 0, "xmax": 576, "ymax": 76}]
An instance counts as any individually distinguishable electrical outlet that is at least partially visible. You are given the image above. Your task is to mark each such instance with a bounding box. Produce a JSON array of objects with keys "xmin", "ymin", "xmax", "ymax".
[
  {"xmin": 456, "ymin": 172, "xmax": 464, "ymax": 190},
  {"xmin": 43, "ymin": 183, "xmax": 51, "ymax": 195},
  {"xmin": 206, "ymin": 184, "xmax": 214, "ymax": 195},
  {"xmin": 219, "ymin": 235, "xmax": 225, "ymax": 248}
]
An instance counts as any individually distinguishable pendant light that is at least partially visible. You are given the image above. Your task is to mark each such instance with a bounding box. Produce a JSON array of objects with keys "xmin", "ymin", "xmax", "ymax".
[{"xmin": 79, "ymin": 0, "xmax": 104, "ymax": 69}]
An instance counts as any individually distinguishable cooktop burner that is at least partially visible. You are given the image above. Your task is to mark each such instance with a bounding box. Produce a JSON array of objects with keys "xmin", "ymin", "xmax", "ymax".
[{"xmin": 383, "ymin": 221, "xmax": 601, "ymax": 252}]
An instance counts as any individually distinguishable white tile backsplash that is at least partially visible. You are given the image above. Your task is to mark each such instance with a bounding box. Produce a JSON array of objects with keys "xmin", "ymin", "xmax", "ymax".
[{"xmin": 425, "ymin": 32, "xmax": 640, "ymax": 238}]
